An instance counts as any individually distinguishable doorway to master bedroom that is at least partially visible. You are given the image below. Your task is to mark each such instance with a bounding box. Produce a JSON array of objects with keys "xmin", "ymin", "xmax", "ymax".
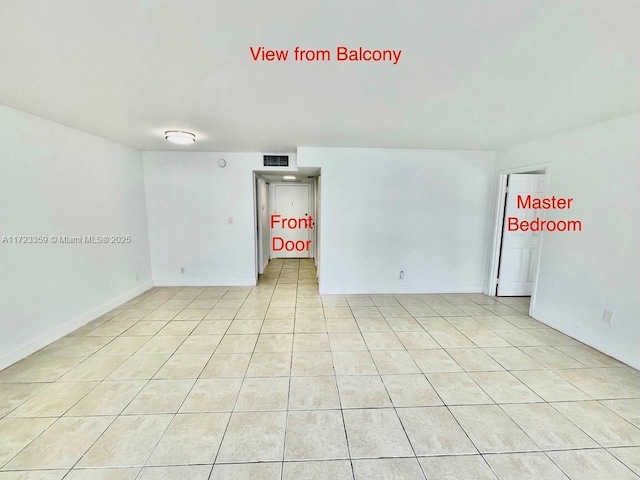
[{"xmin": 487, "ymin": 163, "xmax": 550, "ymax": 310}]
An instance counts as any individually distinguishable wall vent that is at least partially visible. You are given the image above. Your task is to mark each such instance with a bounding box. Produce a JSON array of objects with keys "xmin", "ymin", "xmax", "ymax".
[{"xmin": 263, "ymin": 155, "xmax": 289, "ymax": 167}]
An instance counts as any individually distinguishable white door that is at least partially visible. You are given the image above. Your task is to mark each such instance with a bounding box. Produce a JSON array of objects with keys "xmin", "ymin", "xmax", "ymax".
[
  {"xmin": 271, "ymin": 184, "xmax": 311, "ymax": 259},
  {"xmin": 497, "ymin": 174, "xmax": 546, "ymax": 296}
]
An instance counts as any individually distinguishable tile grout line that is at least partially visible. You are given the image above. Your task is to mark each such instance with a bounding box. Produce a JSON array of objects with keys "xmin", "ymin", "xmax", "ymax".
[
  {"xmin": 353, "ymin": 299, "xmax": 429, "ymax": 478},
  {"xmin": 333, "ymin": 295, "xmax": 357, "ymax": 480},
  {"xmin": 207, "ymin": 281, "xmax": 272, "ymax": 475},
  {"xmin": 281, "ymin": 262, "xmax": 299, "ymax": 480}
]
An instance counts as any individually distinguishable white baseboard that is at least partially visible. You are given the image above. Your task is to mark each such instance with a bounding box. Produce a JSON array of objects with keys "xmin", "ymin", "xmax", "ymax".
[
  {"xmin": 153, "ymin": 278, "xmax": 257, "ymax": 287},
  {"xmin": 0, "ymin": 282, "xmax": 153, "ymax": 372},
  {"xmin": 529, "ymin": 306, "xmax": 640, "ymax": 370},
  {"xmin": 319, "ymin": 284, "xmax": 484, "ymax": 295}
]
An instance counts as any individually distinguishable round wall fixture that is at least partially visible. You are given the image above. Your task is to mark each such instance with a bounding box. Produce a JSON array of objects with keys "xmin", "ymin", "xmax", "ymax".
[
  {"xmin": 164, "ymin": 130, "xmax": 196, "ymax": 144},
  {"xmin": 217, "ymin": 158, "xmax": 226, "ymax": 168}
]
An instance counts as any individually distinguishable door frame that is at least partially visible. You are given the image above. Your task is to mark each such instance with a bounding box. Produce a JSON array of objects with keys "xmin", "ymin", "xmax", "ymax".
[
  {"xmin": 269, "ymin": 182, "xmax": 314, "ymax": 259},
  {"xmin": 486, "ymin": 163, "xmax": 551, "ymax": 307},
  {"xmin": 254, "ymin": 174, "xmax": 270, "ymax": 278}
]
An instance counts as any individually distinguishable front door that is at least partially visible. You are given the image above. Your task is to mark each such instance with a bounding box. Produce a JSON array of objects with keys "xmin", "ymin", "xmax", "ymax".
[{"xmin": 271, "ymin": 184, "xmax": 311, "ymax": 259}]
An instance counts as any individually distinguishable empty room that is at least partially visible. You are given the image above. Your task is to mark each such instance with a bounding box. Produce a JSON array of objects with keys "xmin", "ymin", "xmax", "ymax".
[{"xmin": 0, "ymin": 1, "xmax": 638, "ymax": 479}]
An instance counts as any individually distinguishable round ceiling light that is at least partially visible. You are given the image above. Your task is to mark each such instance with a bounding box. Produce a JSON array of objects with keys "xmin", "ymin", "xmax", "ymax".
[{"xmin": 164, "ymin": 130, "xmax": 196, "ymax": 144}]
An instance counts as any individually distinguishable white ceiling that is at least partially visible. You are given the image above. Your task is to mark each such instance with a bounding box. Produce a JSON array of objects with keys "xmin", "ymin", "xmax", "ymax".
[
  {"xmin": 0, "ymin": 0, "xmax": 638, "ymax": 152},
  {"xmin": 257, "ymin": 168, "xmax": 320, "ymax": 184}
]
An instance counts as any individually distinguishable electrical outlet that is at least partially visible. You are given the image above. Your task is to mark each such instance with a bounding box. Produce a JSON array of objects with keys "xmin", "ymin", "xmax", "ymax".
[
  {"xmin": 135, "ymin": 273, "xmax": 139, "ymax": 282},
  {"xmin": 399, "ymin": 270, "xmax": 405, "ymax": 280},
  {"xmin": 602, "ymin": 310, "xmax": 614, "ymax": 325},
  {"xmin": 180, "ymin": 267, "xmax": 185, "ymax": 274},
  {"xmin": 228, "ymin": 217, "xmax": 234, "ymax": 225}
]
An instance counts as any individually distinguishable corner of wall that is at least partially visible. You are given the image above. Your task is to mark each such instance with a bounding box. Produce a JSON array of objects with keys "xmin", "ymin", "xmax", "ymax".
[{"xmin": 0, "ymin": 282, "xmax": 153, "ymax": 372}]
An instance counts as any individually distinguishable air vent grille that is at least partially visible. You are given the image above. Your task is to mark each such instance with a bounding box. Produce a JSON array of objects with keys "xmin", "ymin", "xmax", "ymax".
[{"xmin": 263, "ymin": 155, "xmax": 289, "ymax": 167}]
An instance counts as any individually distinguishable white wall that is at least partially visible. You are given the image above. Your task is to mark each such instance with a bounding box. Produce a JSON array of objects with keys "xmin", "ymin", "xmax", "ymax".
[
  {"xmin": 0, "ymin": 105, "xmax": 152, "ymax": 370},
  {"xmin": 496, "ymin": 113, "xmax": 640, "ymax": 368},
  {"xmin": 298, "ymin": 147, "xmax": 496, "ymax": 294},
  {"xmin": 144, "ymin": 152, "xmax": 294, "ymax": 285}
]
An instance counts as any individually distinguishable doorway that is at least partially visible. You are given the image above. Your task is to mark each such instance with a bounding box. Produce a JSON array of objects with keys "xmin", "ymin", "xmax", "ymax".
[
  {"xmin": 270, "ymin": 183, "xmax": 313, "ymax": 259},
  {"xmin": 487, "ymin": 164, "xmax": 550, "ymax": 303},
  {"xmin": 253, "ymin": 170, "xmax": 320, "ymax": 284}
]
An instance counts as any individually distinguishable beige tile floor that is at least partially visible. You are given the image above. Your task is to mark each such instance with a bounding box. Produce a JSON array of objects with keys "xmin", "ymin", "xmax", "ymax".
[{"xmin": 0, "ymin": 258, "xmax": 639, "ymax": 479}]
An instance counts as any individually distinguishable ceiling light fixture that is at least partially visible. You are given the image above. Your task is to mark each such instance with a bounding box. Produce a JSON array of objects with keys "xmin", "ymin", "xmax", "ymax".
[
  {"xmin": 164, "ymin": 130, "xmax": 196, "ymax": 144},
  {"xmin": 283, "ymin": 175, "xmax": 296, "ymax": 181}
]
